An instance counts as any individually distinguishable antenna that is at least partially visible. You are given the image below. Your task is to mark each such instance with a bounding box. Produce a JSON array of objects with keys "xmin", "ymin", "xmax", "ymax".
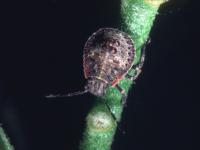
[{"xmin": 45, "ymin": 89, "xmax": 88, "ymax": 98}]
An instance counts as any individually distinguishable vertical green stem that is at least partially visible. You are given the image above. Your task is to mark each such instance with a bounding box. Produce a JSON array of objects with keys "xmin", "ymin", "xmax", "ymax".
[
  {"xmin": 79, "ymin": 1, "xmax": 167, "ymax": 150},
  {"xmin": 0, "ymin": 127, "xmax": 14, "ymax": 150}
]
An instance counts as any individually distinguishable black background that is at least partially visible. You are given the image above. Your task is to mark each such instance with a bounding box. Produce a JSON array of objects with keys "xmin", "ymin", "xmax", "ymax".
[{"xmin": 0, "ymin": 0, "xmax": 199, "ymax": 150}]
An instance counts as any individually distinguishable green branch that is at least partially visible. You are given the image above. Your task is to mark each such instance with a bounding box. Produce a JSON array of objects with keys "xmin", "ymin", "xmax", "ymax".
[
  {"xmin": 79, "ymin": 1, "xmax": 167, "ymax": 150},
  {"xmin": 0, "ymin": 127, "xmax": 14, "ymax": 150}
]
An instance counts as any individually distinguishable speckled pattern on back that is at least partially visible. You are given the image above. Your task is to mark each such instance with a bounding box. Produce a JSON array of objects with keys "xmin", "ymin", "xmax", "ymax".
[{"xmin": 83, "ymin": 28, "xmax": 135, "ymax": 86}]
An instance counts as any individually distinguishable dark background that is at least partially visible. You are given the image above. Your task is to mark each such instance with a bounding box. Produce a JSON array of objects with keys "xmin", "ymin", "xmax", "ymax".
[{"xmin": 0, "ymin": 0, "xmax": 199, "ymax": 150}]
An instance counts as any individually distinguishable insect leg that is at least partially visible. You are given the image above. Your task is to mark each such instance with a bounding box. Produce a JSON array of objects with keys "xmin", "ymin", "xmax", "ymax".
[
  {"xmin": 127, "ymin": 38, "xmax": 150, "ymax": 81},
  {"xmin": 103, "ymin": 100, "xmax": 119, "ymax": 123},
  {"xmin": 45, "ymin": 88, "xmax": 88, "ymax": 98},
  {"xmin": 115, "ymin": 84, "xmax": 128, "ymax": 107}
]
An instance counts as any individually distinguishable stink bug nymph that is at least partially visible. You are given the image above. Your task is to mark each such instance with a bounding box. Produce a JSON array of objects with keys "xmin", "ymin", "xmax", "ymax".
[{"xmin": 46, "ymin": 28, "xmax": 145, "ymax": 106}]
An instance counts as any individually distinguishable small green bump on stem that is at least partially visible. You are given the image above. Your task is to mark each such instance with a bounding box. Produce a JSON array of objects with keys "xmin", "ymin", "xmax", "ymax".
[
  {"xmin": 86, "ymin": 100, "xmax": 117, "ymax": 131},
  {"xmin": 80, "ymin": 102, "xmax": 117, "ymax": 150},
  {"xmin": 87, "ymin": 112, "xmax": 114, "ymax": 132}
]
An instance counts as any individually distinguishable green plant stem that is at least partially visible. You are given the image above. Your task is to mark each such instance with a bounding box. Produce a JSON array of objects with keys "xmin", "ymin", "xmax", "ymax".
[
  {"xmin": 0, "ymin": 127, "xmax": 14, "ymax": 150},
  {"xmin": 79, "ymin": 1, "xmax": 167, "ymax": 150}
]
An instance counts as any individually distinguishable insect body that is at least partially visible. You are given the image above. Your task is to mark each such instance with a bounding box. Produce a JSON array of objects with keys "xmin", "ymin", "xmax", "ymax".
[
  {"xmin": 46, "ymin": 28, "xmax": 146, "ymax": 105},
  {"xmin": 83, "ymin": 28, "xmax": 135, "ymax": 97}
]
